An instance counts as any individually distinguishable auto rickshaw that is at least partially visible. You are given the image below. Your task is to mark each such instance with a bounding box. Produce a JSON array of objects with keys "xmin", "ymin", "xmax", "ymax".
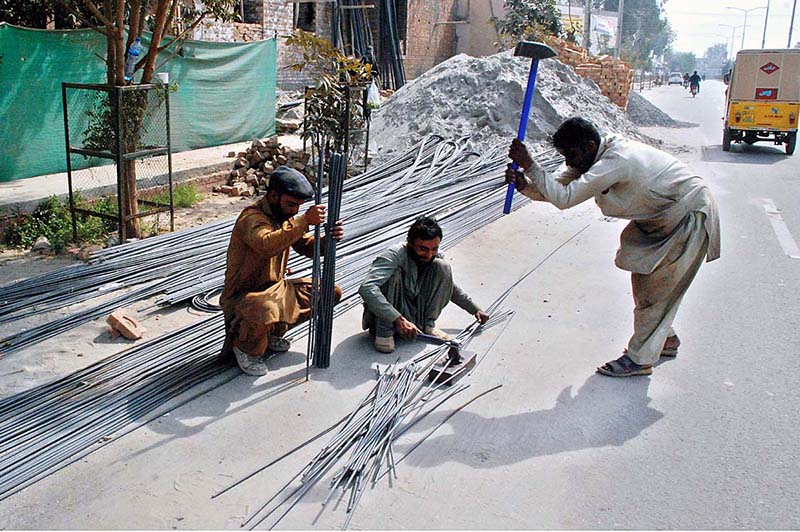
[{"xmin": 723, "ymin": 49, "xmax": 800, "ymax": 155}]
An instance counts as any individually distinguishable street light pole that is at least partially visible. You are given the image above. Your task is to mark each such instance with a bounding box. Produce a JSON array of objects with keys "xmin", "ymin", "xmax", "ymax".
[
  {"xmin": 727, "ymin": 5, "xmax": 766, "ymax": 49},
  {"xmin": 614, "ymin": 0, "xmax": 625, "ymax": 59},
  {"xmin": 583, "ymin": 0, "xmax": 592, "ymax": 51},
  {"xmin": 789, "ymin": 0, "xmax": 798, "ymax": 48},
  {"xmin": 761, "ymin": 0, "xmax": 770, "ymax": 48},
  {"xmin": 720, "ymin": 23, "xmax": 748, "ymax": 61}
]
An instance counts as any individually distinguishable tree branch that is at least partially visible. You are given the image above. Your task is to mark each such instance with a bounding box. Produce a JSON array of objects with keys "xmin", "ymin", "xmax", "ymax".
[
  {"xmin": 126, "ymin": 0, "xmax": 142, "ymax": 52},
  {"xmin": 114, "ymin": 0, "xmax": 124, "ymax": 34},
  {"xmin": 139, "ymin": 0, "xmax": 171, "ymax": 83},
  {"xmin": 80, "ymin": 0, "xmax": 112, "ymax": 27},
  {"xmin": 158, "ymin": 12, "xmax": 209, "ymax": 52},
  {"xmin": 163, "ymin": 0, "xmax": 179, "ymax": 36}
]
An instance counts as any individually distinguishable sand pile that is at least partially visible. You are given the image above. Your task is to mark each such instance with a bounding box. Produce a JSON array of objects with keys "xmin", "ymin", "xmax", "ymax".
[
  {"xmin": 370, "ymin": 50, "xmax": 644, "ymax": 156},
  {"xmin": 626, "ymin": 91, "xmax": 697, "ymax": 128}
]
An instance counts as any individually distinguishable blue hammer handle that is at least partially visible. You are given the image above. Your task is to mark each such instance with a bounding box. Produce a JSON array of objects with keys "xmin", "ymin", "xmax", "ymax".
[{"xmin": 503, "ymin": 57, "xmax": 541, "ymax": 215}]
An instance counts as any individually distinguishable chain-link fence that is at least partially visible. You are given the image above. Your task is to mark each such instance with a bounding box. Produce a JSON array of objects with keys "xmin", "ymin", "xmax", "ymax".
[{"xmin": 62, "ymin": 83, "xmax": 174, "ymax": 243}]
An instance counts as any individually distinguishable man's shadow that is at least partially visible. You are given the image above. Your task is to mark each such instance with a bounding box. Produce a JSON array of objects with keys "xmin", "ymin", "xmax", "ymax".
[{"xmin": 397, "ymin": 374, "xmax": 663, "ymax": 469}]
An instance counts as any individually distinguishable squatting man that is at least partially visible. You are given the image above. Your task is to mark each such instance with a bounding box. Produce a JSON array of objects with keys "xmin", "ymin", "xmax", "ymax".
[
  {"xmin": 358, "ymin": 215, "xmax": 490, "ymax": 353},
  {"xmin": 220, "ymin": 166, "xmax": 344, "ymax": 376},
  {"xmin": 506, "ymin": 117, "xmax": 720, "ymax": 377}
]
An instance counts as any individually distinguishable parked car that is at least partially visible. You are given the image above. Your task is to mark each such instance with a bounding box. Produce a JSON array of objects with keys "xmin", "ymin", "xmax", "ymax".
[{"xmin": 668, "ymin": 72, "xmax": 683, "ymax": 85}]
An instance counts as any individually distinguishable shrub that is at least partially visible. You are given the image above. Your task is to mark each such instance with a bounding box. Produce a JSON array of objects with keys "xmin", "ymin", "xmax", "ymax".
[{"xmin": 3, "ymin": 195, "xmax": 117, "ymax": 252}]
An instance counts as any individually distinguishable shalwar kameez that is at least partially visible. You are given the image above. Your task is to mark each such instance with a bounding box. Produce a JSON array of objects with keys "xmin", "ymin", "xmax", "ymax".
[{"xmin": 521, "ymin": 134, "xmax": 720, "ymax": 367}]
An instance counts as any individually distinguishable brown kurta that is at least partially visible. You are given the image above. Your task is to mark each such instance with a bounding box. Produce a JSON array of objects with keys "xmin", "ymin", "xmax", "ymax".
[{"xmin": 220, "ymin": 197, "xmax": 337, "ymax": 356}]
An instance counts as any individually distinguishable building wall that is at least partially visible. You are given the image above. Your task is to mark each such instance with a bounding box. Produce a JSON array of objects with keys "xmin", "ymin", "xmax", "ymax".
[
  {"xmin": 455, "ymin": 0, "xmax": 504, "ymax": 57},
  {"xmin": 404, "ymin": 0, "xmax": 459, "ymax": 79},
  {"xmin": 193, "ymin": 0, "xmax": 329, "ymax": 90}
]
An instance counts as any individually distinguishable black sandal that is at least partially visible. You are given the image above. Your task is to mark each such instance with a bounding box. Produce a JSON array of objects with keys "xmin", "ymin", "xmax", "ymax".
[{"xmin": 597, "ymin": 354, "xmax": 652, "ymax": 377}]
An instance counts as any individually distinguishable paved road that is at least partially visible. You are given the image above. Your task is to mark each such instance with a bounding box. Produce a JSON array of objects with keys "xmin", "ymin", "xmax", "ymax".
[{"xmin": 1, "ymin": 81, "xmax": 798, "ymax": 529}]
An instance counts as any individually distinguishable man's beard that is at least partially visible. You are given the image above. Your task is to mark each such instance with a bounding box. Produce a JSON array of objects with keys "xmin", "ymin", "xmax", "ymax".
[
  {"xmin": 407, "ymin": 246, "xmax": 433, "ymax": 268},
  {"xmin": 268, "ymin": 198, "xmax": 291, "ymax": 222}
]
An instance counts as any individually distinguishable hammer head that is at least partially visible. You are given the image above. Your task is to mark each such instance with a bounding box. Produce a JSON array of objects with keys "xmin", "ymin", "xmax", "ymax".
[
  {"xmin": 514, "ymin": 41, "xmax": 557, "ymax": 60},
  {"xmin": 445, "ymin": 340, "xmax": 462, "ymax": 364}
]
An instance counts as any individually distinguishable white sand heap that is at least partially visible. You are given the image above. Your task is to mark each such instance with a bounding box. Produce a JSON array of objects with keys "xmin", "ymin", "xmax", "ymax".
[{"xmin": 371, "ymin": 50, "xmax": 644, "ymax": 156}]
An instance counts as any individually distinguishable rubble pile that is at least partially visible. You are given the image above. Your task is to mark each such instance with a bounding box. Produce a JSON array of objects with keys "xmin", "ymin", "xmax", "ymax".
[
  {"xmin": 626, "ymin": 91, "xmax": 698, "ymax": 128},
  {"xmin": 371, "ymin": 49, "xmax": 645, "ymax": 156},
  {"xmin": 547, "ymin": 37, "xmax": 634, "ymax": 109},
  {"xmin": 276, "ymin": 90, "xmax": 305, "ymax": 134},
  {"xmin": 214, "ymin": 137, "xmax": 312, "ymax": 197}
]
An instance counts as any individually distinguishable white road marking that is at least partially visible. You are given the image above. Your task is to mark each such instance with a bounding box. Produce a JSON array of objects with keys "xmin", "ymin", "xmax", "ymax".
[{"xmin": 761, "ymin": 199, "xmax": 800, "ymax": 259}]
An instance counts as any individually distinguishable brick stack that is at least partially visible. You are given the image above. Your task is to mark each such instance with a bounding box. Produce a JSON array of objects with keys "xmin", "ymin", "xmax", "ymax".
[
  {"xmin": 214, "ymin": 137, "xmax": 312, "ymax": 197},
  {"xmin": 546, "ymin": 37, "xmax": 634, "ymax": 110}
]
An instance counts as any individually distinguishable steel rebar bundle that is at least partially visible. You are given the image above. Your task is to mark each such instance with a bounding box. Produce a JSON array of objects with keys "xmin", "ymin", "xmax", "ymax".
[
  {"xmin": 0, "ymin": 137, "xmax": 569, "ymax": 502},
  {"xmin": 313, "ymin": 152, "xmax": 346, "ymax": 369}
]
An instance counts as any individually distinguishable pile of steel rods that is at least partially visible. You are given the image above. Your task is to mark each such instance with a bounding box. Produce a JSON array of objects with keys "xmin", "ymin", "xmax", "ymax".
[
  {"xmin": 0, "ymin": 218, "xmax": 232, "ymax": 324},
  {"xmin": 0, "ymin": 313, "xmax": 232, "ymax": 501},
  {"xmin": 0, "ymin": 137, "xmax": 568, "ymax": 502},
  {"xmin": 238, "ymin": 301, "xmax": 517, "ymax": 530}
]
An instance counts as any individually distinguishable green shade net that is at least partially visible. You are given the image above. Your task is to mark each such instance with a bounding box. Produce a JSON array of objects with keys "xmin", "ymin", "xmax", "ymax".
[{"xmin": 0, "ymin": 23, "xmax": 277, "ymax": 182}]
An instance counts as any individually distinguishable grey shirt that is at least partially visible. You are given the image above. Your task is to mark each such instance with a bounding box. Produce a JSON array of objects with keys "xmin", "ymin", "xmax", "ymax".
[{"xmin": 359, "ymin": 243, "xmax": 480, "ymax": 324}]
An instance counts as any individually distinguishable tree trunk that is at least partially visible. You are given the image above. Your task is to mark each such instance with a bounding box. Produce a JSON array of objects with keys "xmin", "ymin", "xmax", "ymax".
[{"xmin": 111, "ymin": 0, "xmax": 141, "ymax": 239}]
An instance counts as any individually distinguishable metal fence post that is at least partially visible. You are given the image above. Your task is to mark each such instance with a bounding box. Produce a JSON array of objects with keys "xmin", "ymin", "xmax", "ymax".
[
  {"xmin": 114, "ymin": 86, "xmax": 125, "ymax": 243},
  {"xmin": 62, "ymin": 83, "xmax": 78, "ymax": 243}
]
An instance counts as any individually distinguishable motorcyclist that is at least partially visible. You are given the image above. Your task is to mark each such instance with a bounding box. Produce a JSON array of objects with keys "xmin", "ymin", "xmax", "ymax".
[
  {"xmin": 689, "ymin": 70, "xmax": 702, "ymax": 94},
  {"xmin": 682, "ymin": 73, "xmax": 690, "ymax": 88}
]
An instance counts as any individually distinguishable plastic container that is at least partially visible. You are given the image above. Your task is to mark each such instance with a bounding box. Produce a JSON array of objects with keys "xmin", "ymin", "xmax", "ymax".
[{"xmin": 124, "ymin": 37, "xmax": 143, "ymax": 82}]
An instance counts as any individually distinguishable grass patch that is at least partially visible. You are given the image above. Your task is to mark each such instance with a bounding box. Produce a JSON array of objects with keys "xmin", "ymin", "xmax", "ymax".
[
  {"xmin": 2, "ymin": 183, "xmax": 201, "ymax": 253},
  {"xmin": 150, "ymin": 182, "xmax": 202, "ymax": 208}
]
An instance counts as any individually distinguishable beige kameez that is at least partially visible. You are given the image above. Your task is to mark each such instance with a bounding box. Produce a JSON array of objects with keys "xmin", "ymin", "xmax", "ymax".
[{"xmin": 522, "ymin": 135, "xmax": 720, "ymax": 365}]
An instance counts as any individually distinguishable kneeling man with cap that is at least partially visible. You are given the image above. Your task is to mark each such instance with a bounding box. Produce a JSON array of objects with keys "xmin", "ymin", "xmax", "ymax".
[{"xmin": 220, "ymin": 166, "xmax": 344, "ymax": 375}]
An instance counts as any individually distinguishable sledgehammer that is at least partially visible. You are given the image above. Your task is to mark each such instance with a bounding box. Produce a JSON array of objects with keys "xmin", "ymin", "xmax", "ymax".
[{"xmin": 502, "ymin": 41, "xmax": 557, "ymax": 214}]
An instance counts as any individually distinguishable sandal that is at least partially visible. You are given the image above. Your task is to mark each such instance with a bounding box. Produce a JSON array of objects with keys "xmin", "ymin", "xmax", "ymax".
[
  {"xmin": 661, "ymin": 335, "xmax": 680, "ymax": 357},
  {"xmin": 597, "ymin": 354, "xmax": 652, "ymax": 377}
]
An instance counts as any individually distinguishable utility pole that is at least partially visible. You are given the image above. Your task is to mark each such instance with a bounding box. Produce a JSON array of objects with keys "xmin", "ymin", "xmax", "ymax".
[
  {"xmin": 583, "ymin": 0, "xmax": 592, "ymax": 51},
  {"xmin": 789, "ymin": 0, "xmax": 798, "ymax": 48},
  {"xmin": 761, "ymin": 0, "xmax": 770, "ymax": 48},
  {"xmin": 727, "ymin": 6, "xmax": 767, "ymax": 50},
  {"xmin": 614, "ymin": 0, "xmax": 625, "ymax": 59}
]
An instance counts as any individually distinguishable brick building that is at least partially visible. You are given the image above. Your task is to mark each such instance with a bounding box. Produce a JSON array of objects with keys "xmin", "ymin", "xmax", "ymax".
[
  {"xmin": 193, "ymin": 0, "xmax": 334, "ymax": 89},
  {"xmin": 195, "ymin": 0, "xmax": 507, "ymax": 89}
]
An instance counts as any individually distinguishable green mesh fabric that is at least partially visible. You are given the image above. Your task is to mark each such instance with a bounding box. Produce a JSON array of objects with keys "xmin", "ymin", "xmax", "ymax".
[{"xmin": 0, "ymin": 23, "xmax": 277, "ymax": 182}]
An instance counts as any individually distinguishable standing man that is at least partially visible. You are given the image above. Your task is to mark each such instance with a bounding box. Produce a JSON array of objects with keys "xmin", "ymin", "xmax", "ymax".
[
  {"xmin": 506, "ymin": 117, "xmax": 720, "ymax": 377},
  {"xmin": 220, "ymin": 166, "xmax": 344, "ymax": 376},
  {"xmin": 359, "ymin": 216, "xmax": 490, "ymax": 353}
]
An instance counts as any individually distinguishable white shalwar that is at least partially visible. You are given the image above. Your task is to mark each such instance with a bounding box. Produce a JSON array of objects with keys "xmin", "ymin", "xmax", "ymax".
[{"xmin": 522, "ymin": 135, "xmax": 720, "ymax": 365}]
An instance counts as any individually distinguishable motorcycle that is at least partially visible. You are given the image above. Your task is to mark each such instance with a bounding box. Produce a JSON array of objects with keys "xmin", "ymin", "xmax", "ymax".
[{"xmin": 690, "ymin": 84, "xmax": 699, "ymax": 97}]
